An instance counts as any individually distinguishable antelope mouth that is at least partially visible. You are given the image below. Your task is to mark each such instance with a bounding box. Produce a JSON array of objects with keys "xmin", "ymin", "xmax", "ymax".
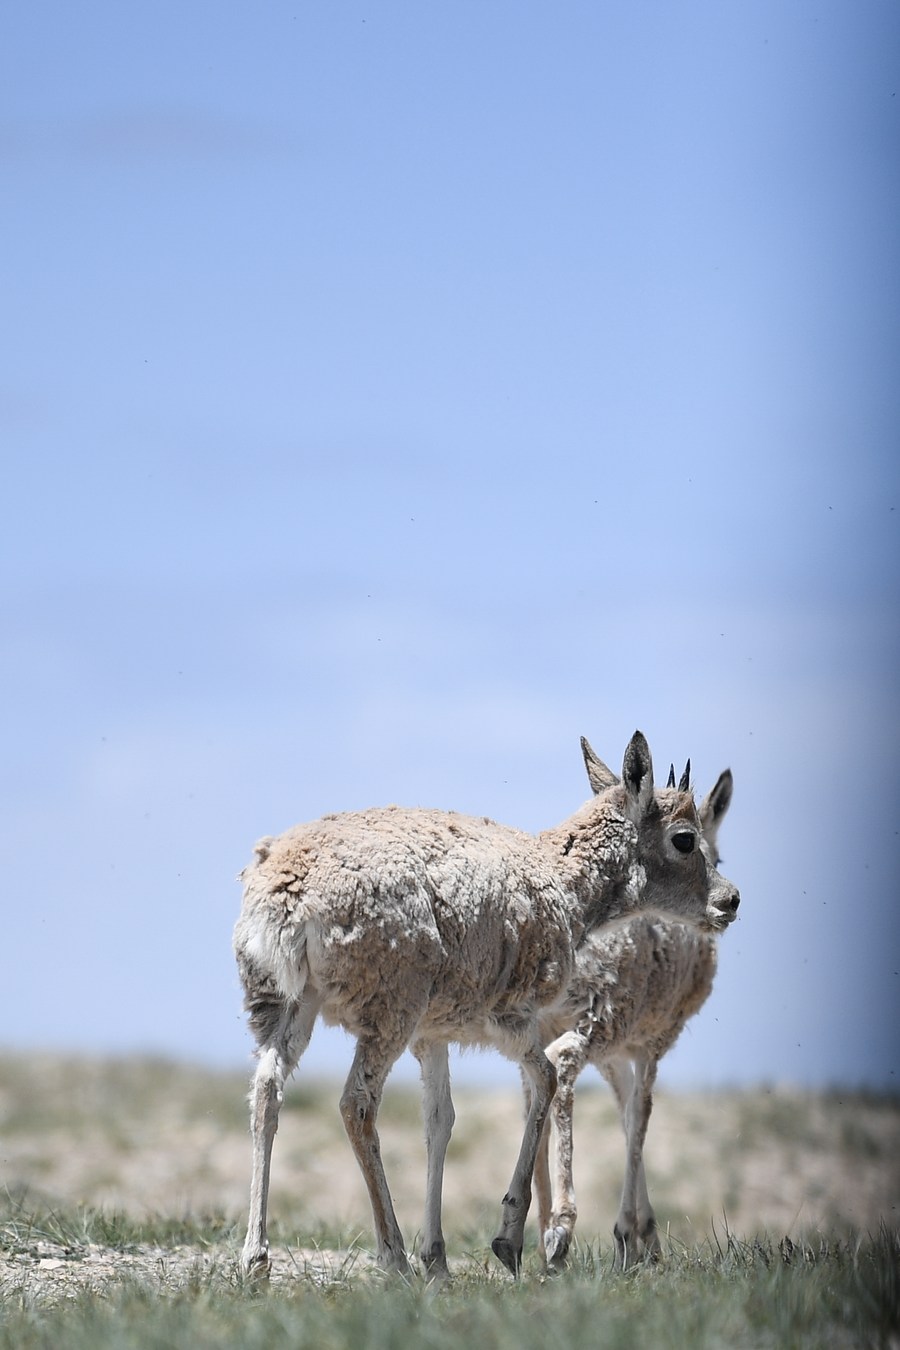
[{"xmin": 706, "ymin": 906, "xmax": 738, "ymax": 932}]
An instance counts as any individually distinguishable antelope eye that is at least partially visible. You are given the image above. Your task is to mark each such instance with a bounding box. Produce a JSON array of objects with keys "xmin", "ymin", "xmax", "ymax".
[{"xmin": 672, "ymin": 832, "xmax": 696, "ymax": 855}]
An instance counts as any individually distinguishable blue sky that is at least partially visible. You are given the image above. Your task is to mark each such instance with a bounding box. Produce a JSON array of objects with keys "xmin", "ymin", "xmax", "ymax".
[{"xmin": 3, "ymin": 2, "xmax": 898, "ymax": 1092}]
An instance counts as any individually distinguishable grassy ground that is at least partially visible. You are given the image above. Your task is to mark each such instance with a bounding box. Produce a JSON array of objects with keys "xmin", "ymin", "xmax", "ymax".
[
  {"xmin": 1, "ymin": 1054, "xmax": 898, "ymax": 1347},
  {"xmin": 1, "ymin": 1203, "xmax": 896, "ymax": 1350}
]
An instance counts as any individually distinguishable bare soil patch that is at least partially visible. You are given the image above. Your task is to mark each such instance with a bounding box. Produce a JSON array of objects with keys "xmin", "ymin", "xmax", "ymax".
[{"xmin": 1, "ymin": 1053, "xmax": 897, "ymax": 1298}]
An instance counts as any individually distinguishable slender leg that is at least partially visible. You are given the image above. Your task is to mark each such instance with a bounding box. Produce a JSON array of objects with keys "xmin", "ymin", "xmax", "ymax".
[
  {"xmin": 491, "ymin": 1036, "xmax": 557, "ymax": 1276},
  {"xmin": 542, "ymin": 1028, "xmax": 591, "ymax": 1270},
  {"xmin": 241, "ymin": 994, "xmax": 320, "ymax": 1276},
  {"xmin": 530, "ymin": 1070, "xmax": 552, "ymax": 1256},
  {"xmin": 630, "ymin": 1055, "xmax": 662, "ymax": 1260},
  {"xmin": 414, "ymin": 1039, "xmax": 455, "ymax": 1280},
  {"xmin": 339, "ymin": 1033, "xmax": 411, "ymax": 1274},
  {"xmin": 605, "ymin": 1054, "xmax": 660, "ymax": 1268},
  {"xmin": 632, "ymin": 1151, "xmax": 661, "ymax": 1259}
]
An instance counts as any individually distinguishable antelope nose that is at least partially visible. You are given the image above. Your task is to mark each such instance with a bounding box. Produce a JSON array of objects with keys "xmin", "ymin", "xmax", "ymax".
[{"xmin": 728, "ymin": 890, "xmax": 740, "ymax": 914}]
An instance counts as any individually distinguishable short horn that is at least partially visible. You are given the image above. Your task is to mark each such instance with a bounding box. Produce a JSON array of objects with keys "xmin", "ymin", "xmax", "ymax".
[
  {"xmin": 666, "ymin": 764, "xmax": 676, "ymax": 789},
  {"xmin": 677, "ymin": 759, "xmax": 691, "ymax": 793}
]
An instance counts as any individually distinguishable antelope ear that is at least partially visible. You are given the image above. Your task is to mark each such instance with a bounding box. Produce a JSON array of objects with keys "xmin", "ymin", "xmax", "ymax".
[
  {"xmin": 580, "ymin": 735, "xmax": 619, "ymax": 795},
  {"xmin": 699, "ymin": 768, "xmax": 733, "ymax": 860},
  {"xmin": 622, "ymin": 731, "xmax": 654, "ymax": 821},
  {"xmin": 699, "ymin": 768, "xmax": 733, "ymax": 829}
]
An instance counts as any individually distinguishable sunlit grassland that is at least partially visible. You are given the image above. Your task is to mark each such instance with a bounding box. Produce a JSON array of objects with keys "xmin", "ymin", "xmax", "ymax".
[
  {"xmin": 1, "ymin": 1197, "xmax": 897, "ymax": 1350},
  {"xmin": 1, "ymin": 1054, "xmax": 898, "ymax": 1347}
]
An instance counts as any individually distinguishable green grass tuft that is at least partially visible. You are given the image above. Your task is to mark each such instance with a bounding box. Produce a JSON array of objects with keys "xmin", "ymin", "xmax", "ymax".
[{"xmin": 2, "ymin": 1197, "xmax": 897, "ymax": 1350}]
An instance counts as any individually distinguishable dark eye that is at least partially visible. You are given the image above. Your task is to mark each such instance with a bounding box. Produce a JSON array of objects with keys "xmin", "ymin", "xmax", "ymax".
[{"xmin": 672, "ymin": 832, "xmax": 695, "ymax": 855}]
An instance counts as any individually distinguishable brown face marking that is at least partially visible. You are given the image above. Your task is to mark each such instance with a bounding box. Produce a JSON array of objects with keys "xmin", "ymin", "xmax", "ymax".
[{"xmin": 657, "ymin": 789, "xmax": 701, "ymax": 826}]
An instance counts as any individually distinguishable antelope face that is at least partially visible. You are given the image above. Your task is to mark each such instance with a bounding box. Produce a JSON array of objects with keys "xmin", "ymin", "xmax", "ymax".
[
  {"xmin": 698, "ymin": 767, "xmax": 739, "ymax": 930},
  {"xmin": 636, "ymin": 788, "xmax": 738, "ymax": 929},
  {"xmin": 583, "ymin": 737, "xmax": 741, "ymax": 932},
  {"xmin": 700, "ymin": 851, "xmax": 741, "ymax": 931}
]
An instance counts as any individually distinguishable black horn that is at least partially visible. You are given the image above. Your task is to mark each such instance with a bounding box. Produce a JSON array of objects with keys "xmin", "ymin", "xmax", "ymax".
[
  {"xmin": 677, "ymin": 759, "xmax": 691, "ymax": 793},
  {"xmin": 666, "ymin": 764, "xmax": 676, "ymax": 789}
]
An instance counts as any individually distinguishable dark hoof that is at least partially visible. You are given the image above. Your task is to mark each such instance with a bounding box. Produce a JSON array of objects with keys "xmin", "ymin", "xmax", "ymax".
[
  {"xmin": 543, "ymin": 1225, "xmax": 571, "ymax": 1272},
  {"xmin": 643, "ymin": 1221, "xmax": 662, "ymax": 1262},
  {"xmin": 241, "ymin": 1252, "xmax": 271, "ymax": 1282},
  {"xmin": 491, "ymin": 1236, "xmax": 522, "ymax": 1276},
  {"xmin": 376, "ymin": 1252, "xmax": 413, "ymax": 1279},
  {"xmin": 421, "ymin": 1241, "xmax": 451, "ymax": 1283}
]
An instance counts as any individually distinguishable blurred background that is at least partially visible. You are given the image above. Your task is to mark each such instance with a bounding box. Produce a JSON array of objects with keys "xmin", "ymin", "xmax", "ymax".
[{"xmin": 3, "ymin": 2, "xmax": 898, "ymax": 1091}]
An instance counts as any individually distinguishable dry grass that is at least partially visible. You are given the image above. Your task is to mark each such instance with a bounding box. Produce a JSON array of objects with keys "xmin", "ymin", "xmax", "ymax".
[
  {"xmin": 1, "ymin": 1054, "xmax": 898, "ymax": 1348},
  {"xmin": 1, "ymin": 1051, "xmax": 897, "ymax": 1256}
]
